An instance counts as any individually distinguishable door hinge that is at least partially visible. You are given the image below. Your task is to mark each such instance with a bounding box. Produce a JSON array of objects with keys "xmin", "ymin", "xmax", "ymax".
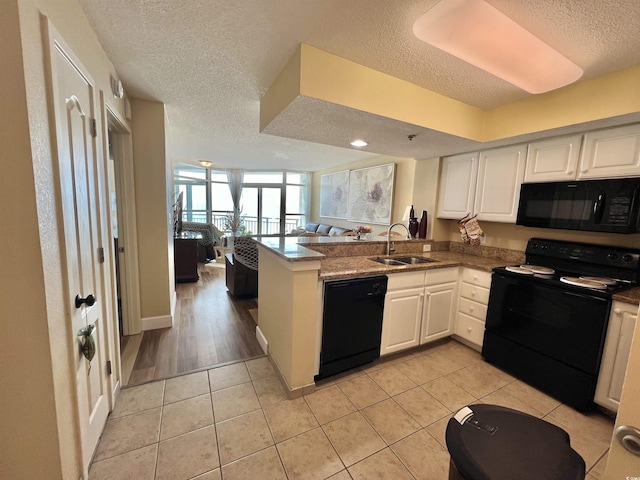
[
  {"xmin": 106, "ymin": 360, "xmax": 112, "ymax": 375},
  {"xmin": 90, "ymin": 118, "xmax": 97, "ymax": 138},
  {"xmin": 98, "ymin": 247, "xmax": 105, "ymax": 263}
]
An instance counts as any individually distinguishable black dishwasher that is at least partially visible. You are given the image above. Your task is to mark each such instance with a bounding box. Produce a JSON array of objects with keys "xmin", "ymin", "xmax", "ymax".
[{"xmin": 316, "ymin": 276, "xmax": 388, "ymax": 380}]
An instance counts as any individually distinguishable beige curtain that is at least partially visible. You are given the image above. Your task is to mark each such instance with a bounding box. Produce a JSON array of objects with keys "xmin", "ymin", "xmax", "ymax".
[{"xmin": 226, "ymin": 169, "xmax": 244, "ymax": 213}]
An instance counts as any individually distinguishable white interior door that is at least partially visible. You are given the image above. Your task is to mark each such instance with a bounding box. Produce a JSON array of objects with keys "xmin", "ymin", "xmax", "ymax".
[{"xmin": 48, "ymin": 27, "xmax": 110, "ymax": 470}]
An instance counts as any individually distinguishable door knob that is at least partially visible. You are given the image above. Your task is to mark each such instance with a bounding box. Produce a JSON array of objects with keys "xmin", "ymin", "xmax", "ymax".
[
  {"xmin": 75, "ymin": 294, "xmax": 96, "ymax": 309},
  {"xmin": 615, "ymin": 425, "xmax": 640, "ymax": 457}
]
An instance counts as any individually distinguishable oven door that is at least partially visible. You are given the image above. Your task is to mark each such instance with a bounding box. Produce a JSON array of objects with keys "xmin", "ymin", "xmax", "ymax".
[{"xmin": 484, "ymin": 273, "xmax": 610, "ymax": 375}]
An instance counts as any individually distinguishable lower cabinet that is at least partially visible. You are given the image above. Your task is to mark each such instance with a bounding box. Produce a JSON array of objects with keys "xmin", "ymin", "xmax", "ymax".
[
  {"xmin": 381, "ymin": 268, "xmax": 458, "ymax": 356},
  {"xmin": 454, "ymin": 268, "xmax": 492, "ymax": 349},
  {"xmin": 421, "ymin": 269, "xmax": 459, "ymax": 344},
  {"xmin": 595, "ymin": 301, "xmax": 638, "ymax": 412}
]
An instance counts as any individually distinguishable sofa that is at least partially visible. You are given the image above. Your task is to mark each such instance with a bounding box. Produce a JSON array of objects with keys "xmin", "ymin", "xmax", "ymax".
[{"xmin": 296, "ymin": 222, "xmax": 354, "ymax": 236}]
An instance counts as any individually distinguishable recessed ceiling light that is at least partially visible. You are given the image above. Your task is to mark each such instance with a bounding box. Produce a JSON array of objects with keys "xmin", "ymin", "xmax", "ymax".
[
  {"xmin": 199, "ymin": 160, "xmax": 213, "ymax": 168},
  {"xmin": 413, "ymin": 0, "xmax": 583, "ymax": 94},
  {"xmin": 350, "ymin": 140, "xmax": 368, "ymax": 147}
]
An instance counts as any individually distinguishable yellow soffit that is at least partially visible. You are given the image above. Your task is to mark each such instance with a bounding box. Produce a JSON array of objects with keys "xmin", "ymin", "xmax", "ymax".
[{"xmin": 260, "ymin": 44, "xmax": 640, "ymax": 143}]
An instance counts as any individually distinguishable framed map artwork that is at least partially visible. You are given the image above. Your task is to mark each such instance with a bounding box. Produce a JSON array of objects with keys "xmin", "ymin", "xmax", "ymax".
[
  {"xmin": 319, "ymin": 170, "xmax": 349, "ymax": 219},
  {"xmin": 348, "ymin": 163, "xmax": 395, "ymax": 225}
]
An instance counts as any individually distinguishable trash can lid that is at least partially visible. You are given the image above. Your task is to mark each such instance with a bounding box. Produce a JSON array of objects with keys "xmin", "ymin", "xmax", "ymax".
[{"xmin": 446, "ymin": 404, "xmax": 585, "ymax": 480}]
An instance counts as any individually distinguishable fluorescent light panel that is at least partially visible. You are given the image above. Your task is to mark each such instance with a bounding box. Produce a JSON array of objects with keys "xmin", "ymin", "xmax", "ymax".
[{"xmin": 413, "ymin": 0, "xmax": 583, "ymax": 94}]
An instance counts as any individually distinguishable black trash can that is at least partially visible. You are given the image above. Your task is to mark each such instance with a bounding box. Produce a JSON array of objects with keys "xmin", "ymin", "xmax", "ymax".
[{"xmin": 446, "ymin": 404, "xmax": 585, "ymax": 480}]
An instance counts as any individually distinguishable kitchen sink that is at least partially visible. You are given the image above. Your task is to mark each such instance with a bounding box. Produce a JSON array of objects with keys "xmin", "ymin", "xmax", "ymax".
[
  {"xmin": 368, "ymin": 256, "xmax": 438, "ymax": 266},
  {"xmin": 369, "ymin": 257, "xmax": 406, "ymax": 266},
  {"xmin": 393, "ymin": 256, "xmax": 438, "ymax": 264}
]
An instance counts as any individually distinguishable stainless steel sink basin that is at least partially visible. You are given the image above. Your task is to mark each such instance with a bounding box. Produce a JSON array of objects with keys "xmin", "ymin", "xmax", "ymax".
[
  {"xmin": 368, "ymin": 256, "xmax": 438, "ymax": 266},
  {"xmin": 369, "ymin": 257, "xmax": 406, "ymax": 266},
  {"xmin": 393, "ymin": 256, "xmax": 438, "ymax": 265}
]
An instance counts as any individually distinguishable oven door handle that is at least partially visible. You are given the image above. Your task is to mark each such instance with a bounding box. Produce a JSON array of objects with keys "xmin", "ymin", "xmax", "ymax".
[{"xmin": 593, "ymin": 192, "xmax": 605, "ymax": 224}]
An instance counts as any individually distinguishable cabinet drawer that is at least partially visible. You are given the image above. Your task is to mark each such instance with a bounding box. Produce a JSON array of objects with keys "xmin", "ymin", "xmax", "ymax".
[
  {"xmin": 455, "ymin": 313, "xmax": 485, "ymax": 347},
  {"xmin": 459, "ymin": 282, "xmax": 490, "ymax": 304},
  {"xmin": 460, "ymin": 268, "xmax": 492, "ymax": 288},
  {"xmin": 387, "ymin": 271, "xmax": 425, "ymax": 290},
  {"xmin": 425, "ymin": 267, "xmax": 459, "ymax": 285},
  {"xmin": 458, "ymin": 297, "xmax": 487, "ymax": 322}
]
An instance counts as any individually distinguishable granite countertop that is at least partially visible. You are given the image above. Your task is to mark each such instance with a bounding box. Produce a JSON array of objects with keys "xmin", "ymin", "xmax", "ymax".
[
  {"xmin": 319, "ymin": 252, "xmax": 511, "ymax": 280},
  {"xmin": 255, "ymin": 236, "xmax": 640, "ymax": 306},
  {"xmin": 613, "ymin": 287, "xmax": 640, "ymax": 306}
]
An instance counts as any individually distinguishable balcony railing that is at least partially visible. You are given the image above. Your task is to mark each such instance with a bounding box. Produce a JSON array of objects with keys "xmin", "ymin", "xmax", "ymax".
[{"xmin": 183, "ymin": 211, "xmax": 302, "ymax": 235}]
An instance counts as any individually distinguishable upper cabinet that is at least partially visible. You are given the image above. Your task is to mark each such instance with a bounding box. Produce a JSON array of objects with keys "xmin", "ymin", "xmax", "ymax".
[
  {"xmin": 437, "ymin": 124, "xmax": 640, "ymax": 222},
  {"xmin": 578, "ymin": 124, "xmax": 640, "ymax": 179},
  {"xmin": 437, "ymin": 153, "xmax": 478, "ymax": 220},
  {"xmin": 524, "ymin": 135, "xmax": 582, "ymax": 183},
  {"xmin": 475, "ymin": 144, "xmax": 527, "ymax": 223}
]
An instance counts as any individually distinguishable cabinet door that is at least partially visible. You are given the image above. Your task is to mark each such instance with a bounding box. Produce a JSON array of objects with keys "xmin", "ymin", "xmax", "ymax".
[
  {"xmin": 420, "ymin": 281, "xmax": 458, "ymax": 344},
  {"xmin": 381, "ymin": 288, "xmax": 423, "ymax": 355},
  {"xmin": 595, "ymin": 301, "xmax": 638, "ymax": 412},
  {"xmin": 579, "ymin": 124, "xmax": 640, "ymax": 179},
  {"xmin": 475, "ymin": 144, "xmax": 527, "ymax": 223},
  {"xmin": 174, "ymin": 238, "xmax": 199, "ymax": 282},
  {"xmin": 437, "ymin": 153, "xmax": 478, "ymax": 219},
  {"xmin": 524, "ymin": 135, "xmax": 582, "ymax": 182}
]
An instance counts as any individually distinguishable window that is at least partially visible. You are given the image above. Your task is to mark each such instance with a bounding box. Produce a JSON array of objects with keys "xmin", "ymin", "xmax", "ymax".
[
  {"xmin": 174, "ymin": 164, "xmax": 207, "ymax": 222},
  {"xmin": 173, "ymin": 165, "xmax": 309, "ymax": 236}
]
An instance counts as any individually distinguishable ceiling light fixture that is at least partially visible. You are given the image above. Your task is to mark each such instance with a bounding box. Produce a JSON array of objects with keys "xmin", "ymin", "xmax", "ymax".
[
  {"xmin": 350, "ymin": 139, "xmax": 368, "ymax": 147},
  {"xmin": 412, "ymin": 0, "xmax": 583, "ymax": 94},
  {"xmin": 199, "ymin": 160, "xmax": 212, "ymax": 168}
]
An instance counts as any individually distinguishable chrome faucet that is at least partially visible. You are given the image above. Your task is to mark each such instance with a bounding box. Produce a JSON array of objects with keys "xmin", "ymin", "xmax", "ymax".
[{"xmin": 386, "ymin": 222, "xmax": 411, "ymax": 256}]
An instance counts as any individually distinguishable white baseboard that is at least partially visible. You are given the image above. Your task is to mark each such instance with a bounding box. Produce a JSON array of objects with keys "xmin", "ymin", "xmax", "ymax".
[
  {"xmin": 141, "ymin": 314, "xmax": 173, "ymax": 331},
  {"xmin": 256, "ymin": 325, "xmax": 268, "ymax": 354}
]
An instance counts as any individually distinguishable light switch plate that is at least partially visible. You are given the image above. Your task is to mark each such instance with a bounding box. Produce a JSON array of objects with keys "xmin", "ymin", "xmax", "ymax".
[{"xmin": 423, "ymin": 244, "xmax": 432, "ymax": 252}]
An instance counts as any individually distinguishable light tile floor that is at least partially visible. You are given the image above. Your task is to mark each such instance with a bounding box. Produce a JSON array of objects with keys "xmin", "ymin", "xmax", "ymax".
[{"xmin": 90, "ymin": 340, "xmax": 613, "ymax": 480}]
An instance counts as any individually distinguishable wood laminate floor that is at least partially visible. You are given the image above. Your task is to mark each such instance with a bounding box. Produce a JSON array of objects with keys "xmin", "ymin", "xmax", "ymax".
[{"xmin": 121, "ymin": 262, "xmax": 264, "ymax": 387}]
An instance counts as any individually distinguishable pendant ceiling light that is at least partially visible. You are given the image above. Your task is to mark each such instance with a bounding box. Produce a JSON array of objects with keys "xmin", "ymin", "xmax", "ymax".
[{"xmin": 413, "ymin": 0, "xmax": 583, "ymax": 94}]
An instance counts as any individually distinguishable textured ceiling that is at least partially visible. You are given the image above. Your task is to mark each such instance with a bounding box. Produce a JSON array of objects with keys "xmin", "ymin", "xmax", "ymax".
[{"xmin": 78, "ymin": 0, "xmax": 640, "ymax": 171}]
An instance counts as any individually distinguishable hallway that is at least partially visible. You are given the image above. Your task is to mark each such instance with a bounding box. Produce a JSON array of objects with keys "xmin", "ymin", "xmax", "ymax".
[{"xmin": 121, "ymin": 262, "xmax": 263, "ymax": 387}]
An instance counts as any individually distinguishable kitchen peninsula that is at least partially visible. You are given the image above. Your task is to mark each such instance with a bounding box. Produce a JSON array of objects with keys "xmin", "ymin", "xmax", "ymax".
[{"xmin": 255, "ymin": 235, "xmax": 520, "ymax": 397}]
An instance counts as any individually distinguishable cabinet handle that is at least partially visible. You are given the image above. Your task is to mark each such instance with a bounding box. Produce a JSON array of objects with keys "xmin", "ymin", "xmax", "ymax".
[
  {"xmin": 467, "ymin": 327, "xmax": 472, "ymax": 333},
  {"xmin": 469, "ymin": 306, "xmax": 474, "ymax": 312},
  {"xmin": 580, "ymin": 167, "xmax": 588, "ymax": 174},
  {"xmin": 615, "ymin": 308, "xmax": 622, "ymax": 314},
  {"xmin": 567, "ymin": 170, "xmax": 573, "ymax": 176},
  {"xmin": 473, "ymin": 275, "xmax": 478, "ymax": 281},
  {"xmin": 471, "ymin": 290, "xmax": 476, "ymax": 296},
  {"xmin": 425, "ymin": 292, "xmax": 431, "ymax": 297}
]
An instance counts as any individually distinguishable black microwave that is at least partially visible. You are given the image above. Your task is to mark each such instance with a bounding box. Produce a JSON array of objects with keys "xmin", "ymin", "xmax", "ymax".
[{"xmin": 517, "ymin": 177, "xmax": 640, "ymax": 234}]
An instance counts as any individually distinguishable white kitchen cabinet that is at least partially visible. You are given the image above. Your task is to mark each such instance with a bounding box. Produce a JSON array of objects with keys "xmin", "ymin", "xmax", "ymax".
[
  {"xmin": 455, "ymin": 268, "xmax": 492, "ymax": 349},
  {"xmin": 524, "ymin": 135, "xmax": 583, "ymax": 183},
  {"xmin": 381, "ymin": 272, "xmax": 425, "ymax": 356},
  {"xmin": 381, "ymin": 268, "xmax": 458, "ymax": 355},
  {"xmin": 381, "ymin": 287, "xmax": 424, "ymax": 355},
  {"xmin": 595, "ymin": 301, "xmax": 638, "ymax": 412},
  {"xmin": 420, "ymin": 268, "xmax": 459, "ymax": 344},
  {"xmin": 437, "ymin": 153, "xmax": 478, "ymax": 219},
  {"xmin": 475, "ymin": 144, "xmax": 527, "ymax": 223},
  {"xmin": 579, "ymin": 124, "xmax": 640, "ymax": 179}
]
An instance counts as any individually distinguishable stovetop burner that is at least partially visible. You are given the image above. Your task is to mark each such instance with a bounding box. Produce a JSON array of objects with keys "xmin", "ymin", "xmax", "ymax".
[
  {"xmin": 494, "ymin": 238, "xmax": 640, "ymax": 298},
  {"xmin": 560, "ymin": 276, "xmax": 609, "ymax": 290}
]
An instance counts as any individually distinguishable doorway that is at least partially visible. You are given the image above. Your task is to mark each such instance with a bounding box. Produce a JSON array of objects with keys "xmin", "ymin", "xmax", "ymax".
[{"xmin": 105, "ymin": 109, "xmax": 140, "ymax": 340}]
